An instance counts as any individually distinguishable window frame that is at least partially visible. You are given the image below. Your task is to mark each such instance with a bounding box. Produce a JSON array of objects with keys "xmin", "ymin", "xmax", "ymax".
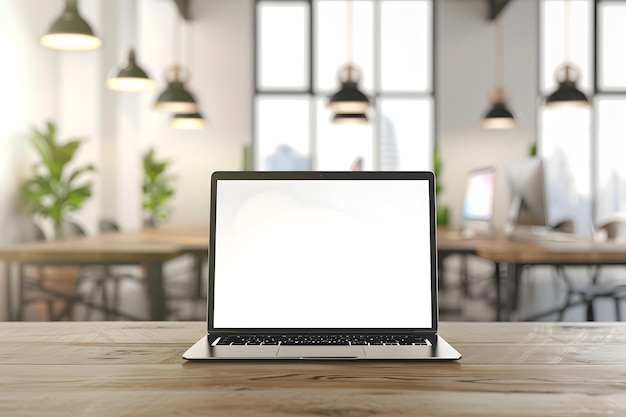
[{"xmin": 253, "ymin": 0, "xmax": 437, "ymax": 172}]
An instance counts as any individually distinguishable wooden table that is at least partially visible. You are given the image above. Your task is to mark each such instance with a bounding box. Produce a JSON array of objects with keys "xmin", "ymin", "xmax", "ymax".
[
  {"xmin": 438, "ymin": 230, "xmax": 626, "ymax": 320},
  {"xmin": 0, "ymin": 321, "xmax": 624, "ymax": 416},
  {"xmin": 0, "ymin": 227, "xmax": 210, "ymax": 321}
]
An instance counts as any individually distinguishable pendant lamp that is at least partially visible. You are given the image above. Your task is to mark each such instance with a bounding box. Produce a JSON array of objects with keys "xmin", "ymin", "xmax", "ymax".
[
  {"xmin": 154, "ymin": 14, "xmax": 200, "ymax": 114},
  {"xmin": 546, "ymin": 63, "xmax": 589, "ymax": 108},
  {"xmin": 155, "ymin": 65, "xmax": 199, "ymax": 113},
  {"xmin": 483, "ymin": 88, "xmax": 516, "ymax": 129},
  {"xmin": 107, "ymin": 49, "xmax": 155, "ymax": 92},
  {"xmin": 328, "ymin": 64, "xmax": 370, "ymax": 114},
  {"xmin": 545, "ymin": 0, "xmax": 590, "ymax": 108},
  {"xmin": 327, "ymin": 0, "xmax": 371, "ymax": 123},
  {"xmin": 170, "ymin": 112, "xmax": 206, "ymax": 129},
  {"xmin": 482, "ymin": 14, "xmax": 515, "ymax": 129},
  {"xmin": 40, "ymin": 0, "xmax": 102, "ymax": 51}
]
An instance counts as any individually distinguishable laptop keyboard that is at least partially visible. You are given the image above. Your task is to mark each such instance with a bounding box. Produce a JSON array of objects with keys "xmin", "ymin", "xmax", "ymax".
[{"xmin": 216, "ymin": 334, "xmax": 428, "ymax": 346}]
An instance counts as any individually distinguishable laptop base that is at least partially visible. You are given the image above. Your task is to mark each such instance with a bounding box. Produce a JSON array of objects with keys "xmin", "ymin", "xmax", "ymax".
[{"xmin": 183, "ymin": 335, "xmax": 461, "ymax": 360}]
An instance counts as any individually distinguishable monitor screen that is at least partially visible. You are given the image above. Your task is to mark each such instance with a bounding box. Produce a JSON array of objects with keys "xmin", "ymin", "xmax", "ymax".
[
  {"xmin": 505, "ymin": 158, "xmax": 549, "ymax": 234},
  {"xmin": 462, "ymin": 167, "xmax": 496, "ymax": 221}
]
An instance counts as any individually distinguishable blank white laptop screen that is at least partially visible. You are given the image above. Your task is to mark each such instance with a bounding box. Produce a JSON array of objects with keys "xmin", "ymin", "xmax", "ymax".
[{"xmin": 213, "ymin": 178, "xmax": 433, "ymax": 329}]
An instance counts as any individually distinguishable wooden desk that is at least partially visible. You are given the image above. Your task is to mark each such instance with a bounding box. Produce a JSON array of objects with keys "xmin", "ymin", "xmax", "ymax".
[
  {"xmin": 0, "ymin": 321, "xmax": 624, "ymax": 416},
  {"xmin": 0, "ymin": 227, "xmax": 208, "ymax": 320},
  {"xmin": 438, "ymin": 230, "xmax": 626, "ymax": 320}
]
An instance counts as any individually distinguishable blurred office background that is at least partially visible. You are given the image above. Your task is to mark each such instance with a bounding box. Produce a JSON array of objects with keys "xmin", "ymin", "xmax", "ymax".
[{"xmin": 2, "ymin": 0, "xmax": 626, "ymax": 321}]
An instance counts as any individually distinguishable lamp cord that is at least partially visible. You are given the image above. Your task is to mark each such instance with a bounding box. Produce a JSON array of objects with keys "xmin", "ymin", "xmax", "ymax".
[
  {"xmin": 495, "ymin": 14, "xmax": 503, "ymax": 88},
  {"xmin": 346, "ymin": 0, "xmax": 353, "ymax": 64},
  {"xmin": 564, "ymin": 0, "xmax": 570, "ymax": 63}
]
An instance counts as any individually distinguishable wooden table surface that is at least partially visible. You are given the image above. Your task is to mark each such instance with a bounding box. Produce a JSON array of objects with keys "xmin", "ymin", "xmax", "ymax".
[
  {"xmin": 0, "ymin": 227, "xmax": 207, "ymax": 321},
  {"xmin": 0, "ymin": 321, "xmax": 624, "ymax": 416}
]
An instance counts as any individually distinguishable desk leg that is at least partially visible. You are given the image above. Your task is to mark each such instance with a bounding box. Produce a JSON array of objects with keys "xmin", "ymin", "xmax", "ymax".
[
  {"xmin": 495, "ymin": 262, "xmax": 501, "ymax": 321},
  {"xmin": 4, "ymin": 261, "xmax": 12, "ymax": 321},
  {"xmin": 146, "ymin": 262, "xmax": 167, "ymax": 320},
  {"xmin": 505, "ymin": 263, "xmax": 520, "ymax": 322}
]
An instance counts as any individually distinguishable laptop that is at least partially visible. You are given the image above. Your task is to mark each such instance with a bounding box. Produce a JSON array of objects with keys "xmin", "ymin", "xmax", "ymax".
[{"xmin": 183, "ymin": 171, "xmax": 461, "ymax": 360}]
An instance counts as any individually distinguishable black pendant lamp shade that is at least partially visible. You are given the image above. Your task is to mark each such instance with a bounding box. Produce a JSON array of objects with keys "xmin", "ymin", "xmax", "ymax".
[
  {"xmin": 328, "ymin": 64, "xmax": 371, "ymax": 115},
  {"xmin": 40, "ymin": 0, "xmax": 101, "ymax": 51},
  {"xmin": 154, "ymin": 65, "xmax": 199, "ymax": 114},
  {"xmin": 107, "ymin": 49, "xmax": 155, "ymax": 92},
  {"xmin": 170, "ymin": 112, "xmax": 206, "ymax": 129},
  {"xmin": 546, "ymin": 64, "xmax": 590, "ymax": 108},
  {"xmin": 482, "ymin": 87, "xmax": 516, "ymax": 129},
  {"xmin": 332, "ymin": 113, "xmax": 368, "ymax": 125}
]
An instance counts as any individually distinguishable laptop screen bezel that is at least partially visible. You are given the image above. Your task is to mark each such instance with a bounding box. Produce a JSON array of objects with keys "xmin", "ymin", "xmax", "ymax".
[{"xmin": 206, "ymin": 171, "xmax": 439, "ymax": 334}]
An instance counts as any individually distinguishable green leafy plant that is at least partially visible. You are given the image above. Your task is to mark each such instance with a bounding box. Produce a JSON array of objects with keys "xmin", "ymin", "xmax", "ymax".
[
  {"xmin": 433, "ymin": 144, "xmax": 449, "ymax": 226},
  {"xmin": 142, "ymin": 147, "xmax": 175, "ymax": 226},
  {"xmin": 21, "ymin": 121, "xmax": 95, "ymax": 238}
]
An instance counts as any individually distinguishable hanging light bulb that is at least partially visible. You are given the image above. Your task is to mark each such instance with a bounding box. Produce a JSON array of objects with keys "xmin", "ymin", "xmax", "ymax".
[
  {"xmin": 155, "ymin": 11, "xmax": 202, "ymax": 115},
  {"xmin": 170, "ymin": 112, "xmax": 206, "ymax": 129},
  {"xmin": 107, "ymin": 49, "xmax": 155, "ymax": 92},
  {"xmin": 40, "ymin": 0, "xmax": 102, "ymax": 51},
  {"xmin": 482, "ymin": 14, "xmax": 515, "ymax": 129},
  {"xmin": 545, "ymin": 0, "xmax": 590, "ymax": 108},
  {"xmin": 327, "ymin": 0, "xmax": 371, "ymax": 123}
]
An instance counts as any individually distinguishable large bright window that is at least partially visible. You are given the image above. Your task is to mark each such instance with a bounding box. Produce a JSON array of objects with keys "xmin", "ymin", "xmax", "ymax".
[
  {"xmin": 596, "ymin": 1, "xmax": 626, "ymax": 221},
  {"xmin": 254, "ymin": 0, "xmax": 434, "ymax": 171},
  {"xmin": 538, "ymin": 0, "xmax": 626, "ymax": 233}
]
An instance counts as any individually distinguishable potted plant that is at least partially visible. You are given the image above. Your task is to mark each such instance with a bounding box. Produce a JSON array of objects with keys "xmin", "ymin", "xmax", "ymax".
[
  {"xmin": 21, "ymin": 121, "xmax": 95, "ymax": 238},
  {"xmin": 433, "ymin": 144, "xmax": 449, "ymax": 226},
  {"xmin": 142, "ymin": 147, "xmax": 175, "ymax": 226}
]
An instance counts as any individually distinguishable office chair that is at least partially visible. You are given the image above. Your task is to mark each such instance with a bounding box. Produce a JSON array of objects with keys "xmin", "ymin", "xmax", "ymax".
[
  {"xmin": 63, "ymin": 219, "xmax": 141, "ymax": 320},
  {"xmin": 18, "ymin": 221, "xmax": 82, "ymax": 321},
  {"xmin": 94, "ymin": 218, "xmax": 145, "ymax": 320},
  {"xmin": 99, "ymin": 218, "xmax": 120, "ymax": 233}
]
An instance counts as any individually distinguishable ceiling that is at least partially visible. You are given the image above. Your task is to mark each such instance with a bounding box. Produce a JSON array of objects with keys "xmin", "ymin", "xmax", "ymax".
[{"xmin": 488, "ymin": 0, "xmax": 513, "ymax": 20}]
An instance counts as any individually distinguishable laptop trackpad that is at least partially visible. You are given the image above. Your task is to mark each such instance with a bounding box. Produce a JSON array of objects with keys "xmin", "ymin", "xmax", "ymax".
[
  {"xmin": 277, "ymin": 346, "xmax": 365, "ymax": 359},
  {"xmin": 364, "ymin": 345, "xmax": 435, "ymax": 359}
]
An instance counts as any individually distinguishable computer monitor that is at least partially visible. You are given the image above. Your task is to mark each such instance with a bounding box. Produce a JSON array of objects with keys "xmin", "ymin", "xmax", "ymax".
[
  {"xmin": 504, "ymin": 157, "xmax": 549, "ymax": 236},
  {"xmin": 461, "ymin": 167, "xmax": 496, "ymax": 236}
]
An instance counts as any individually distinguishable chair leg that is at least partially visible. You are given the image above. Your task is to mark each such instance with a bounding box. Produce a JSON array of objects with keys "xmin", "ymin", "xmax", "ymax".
[
  {"xmin": 586, "ymin": 297, "xmax": 595, "ymax": 321},
  {"xmin": 113, "ymin": 279, "xmax": 121, "ymax": 320},
  {"xmin": 616, "ymin": 298, "xmax": 622, "ymax": 322}
]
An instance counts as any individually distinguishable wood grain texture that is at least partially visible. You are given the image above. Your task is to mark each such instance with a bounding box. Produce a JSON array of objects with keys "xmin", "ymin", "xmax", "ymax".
[{"xmin": 0, "ymin": 322, "xmax": 625, "ymax": 416}]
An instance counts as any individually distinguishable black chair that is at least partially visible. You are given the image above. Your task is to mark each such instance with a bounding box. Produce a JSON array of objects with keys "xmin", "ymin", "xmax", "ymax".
[
  {"xmin": 63, "ymin": 220, "xmax": 136, "ymax": 320},
  {"xmin": 99, "ymin": 218, "xmax": 120, "ymax": 233},
  {"xmin": 89, "ymin": 219, "xmax": 144, "ymax": 320},
  {"xmin": 19, "ymin": 221, "xmax": 82, "ymax": 321}
]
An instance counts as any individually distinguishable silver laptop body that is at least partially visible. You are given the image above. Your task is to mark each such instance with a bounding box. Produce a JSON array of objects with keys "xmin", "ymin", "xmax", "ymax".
[{"xmin": 183, "ymin": 171, "xmax": 461, "ymax": 360}]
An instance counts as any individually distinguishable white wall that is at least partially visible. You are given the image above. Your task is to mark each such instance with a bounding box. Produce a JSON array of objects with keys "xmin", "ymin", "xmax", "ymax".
[{"xmin": 438, "ymin": 0, "xmax": 538, "ymax": 228}]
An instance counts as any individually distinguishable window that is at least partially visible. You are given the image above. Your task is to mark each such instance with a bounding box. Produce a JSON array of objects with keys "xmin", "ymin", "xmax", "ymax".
[
  {"xmin": 596, "ymin": 1, "xmax": 626, "ymax": 222},
  {"xmin": 254, "ymin": 0, "xmax": 434, "ymax": 171}
]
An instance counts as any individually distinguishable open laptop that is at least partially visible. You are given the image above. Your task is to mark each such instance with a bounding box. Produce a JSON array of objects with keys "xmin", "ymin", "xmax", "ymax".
[{"xmin": 183, "ymin": 171, "xmax": 461, "ymax": 360}]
